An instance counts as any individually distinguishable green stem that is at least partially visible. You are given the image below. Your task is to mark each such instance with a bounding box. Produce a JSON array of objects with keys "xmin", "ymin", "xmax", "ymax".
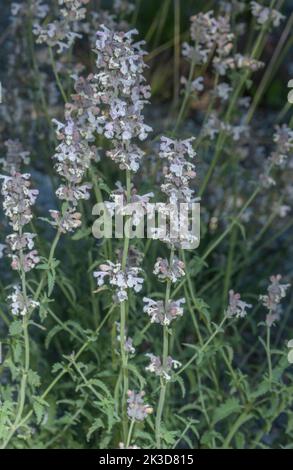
[
  {"xmin": 176, "ymin": 316, "xmax": 227, "ymax": 378},
  {"xmin": 49, "ymin": 46, "xmax": 68, "ymax": 103},
  {"xmin": 222, "ymin": 412, "xmax": 253, "ymax": 448},
  {"xmin": 120, "ymin": 170, "xmax": 132, "ymax": 443},
  {"xmin": 155, "ymin": 248, "xmax": 174, "ymax": 448},
  {"xmin": 126, "ymin": 419, "xmax": 135, "ymax": 448},
  {"xmin": 266, "ymin": 325, "xmax": 273, "ymax": 387}
]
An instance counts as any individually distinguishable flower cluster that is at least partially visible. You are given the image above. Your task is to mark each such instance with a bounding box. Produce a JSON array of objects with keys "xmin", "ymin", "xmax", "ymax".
[
  {"xmin": 33, "ymin": 0, "xmax": 89, "ymax": 53},
  {"xmin": 215, "ymin": 53, "xmax": 264, "ymax": 77},
  {"xmin": 1, "ymin": 144, "xmax": 40, "ymax": 317},
  {"xmin": 153, "ymin": 257, "xmax": 185, "ymax": 283},
  {"xmin": 0, "ymin": 140, "xmax": 30, "ymax": 175},
  {"xmin": 93, "ymin": 26, "xmax": 152, "ymax": 171},
  {"xmin": 8, "ymin": 286, "xmax": 39, "ymax": 316},
  {"xmin": 126, "ymin": 390, "xmax": 153, "ymax": 421},
  {"xmin": 94, "ymin": 261, "xmax": 144, "ymax": 302},
  {"xmin": 50, "ymin": 74, "xmax": 101, "ymax": 231},
  {"xmin": 259, "ymin": 275, "xmax": 290, "ymax": 327},
  {"xmin": 104, "ymin": 181, "xmax": 154, "ymax": 227},
  {"xmin": 157, "ymin": 137, "xmax": 198, "ymax": 248},
  {"xmin": 204, "ymin": 113, "xmax": 249, "ymax": 142},
  {"xmin": 226, "ymin": 290, "xmax": 252, "ymax": 318},
  {"xmin": 181, "ymin": 76, "xmax": 205, "ymax": 94},
  {"xmin": 145, "ymin": 354, "xmax": 181, "ymax": 381},
  {"xmin": 250, "ymin": 2, "xmax": 285, "ymax": 28},
  {"xmin": 159, "ymin": 137, "xmax": 196, "ymax": 204},
  {"xmin": 182, "ymin": 11, "xmax": 219, "ymax": 65},
  {"xmin": 183, "ymin": 10, "xmax": 264, "ymax": 78},
  {"xmin": 1, "ymin": 173, "xmax": 40, "ymax": 273},
  {"xmin": 143, "ymin": 297, "xmax": 185, "ymax": 326},
  {"xmin": 260, "ymin": 125, "xmax": 293, "ymax": 188},
  {"xmin": 52, "ymin": 117, "xmax": 94, "ymax": 205},
  {"xmin": 214, "ymin": 83, "xmax": 232, "ymax": 101},
  {"xmin": 11, "ymin": 0, "xmax": 49, "ymax": 29}
]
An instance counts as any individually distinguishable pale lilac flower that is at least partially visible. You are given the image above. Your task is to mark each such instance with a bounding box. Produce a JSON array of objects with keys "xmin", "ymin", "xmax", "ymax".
[
  {"xmin": 153, "ymin": 257, "xmax": 185, "ymax": 283},
  {"xmin": 270, "ymin": 125, "xmax": 293, "ymax": 167},
  {"xmin": 260, "ymin": 125, "xmax": 293, "ymax": 188},
  {"xmin": 6, "ymin": 233, "xmax": 36, "ymax": 252},
  {"xmin": 182, "ymin": 11, "xmax": 219, "ymax": 65},
  {"xmin": 181, "ymin": 76, "xmax": 204, "ymax": 93},
  {"xmin": 0, "ymin": 140, "xmax": 30, "ymax": 174},
  {"xmin": 214, "ymin": 83, "xmax": 232, "ymax": 101},
  {"xmin": 259, "ymin": 275, "xmax": 290, "ymax": 327},
  {"xmin": 49, "ymin": 209, "xmax": 82, "ymax": 233},
  {"xmin": 145, "ymin": 354, "xmax": 181, "ymax": 381},
  {"xmin": 126, "ymin": 390, "xmax": 153, "ymax": 421},
  {"xmin": 8, "ymin": 285, "xmax": 39, "ymax": 316},
  {"xmin": 11, "ymin": 250, "xmax": 40, "ymax": 273},
  {"xmin": 1, "ymin": 173, "xmax": 39, "ymax": 231},
  {"xmin": 273, "ymin": 203, "xmax": 291, "ymax": 218},
  {"xmin": 93, "ymin": 26, "xmax": 152, "ymax": 172},
  {"xmin": 143, "ymin": 297, "xmax": 185, "ymax": 326},
  {"xmin": 226, "ymin": 290, "xmax": 252, "ymax": 318},
  {"xmin": 250, "ymin": 2, "xmax": 285, "ymax": 28},
  {"xmin": 93, "ymin": 261, "xmax": 144, "ymax": 302},
  {"xmin": 159, "ymin": 137, "xmax": 196, "ymax": 204},
  {"xmin": 33, "ymin": 0, "xmax": 89, "ymax": 53}
]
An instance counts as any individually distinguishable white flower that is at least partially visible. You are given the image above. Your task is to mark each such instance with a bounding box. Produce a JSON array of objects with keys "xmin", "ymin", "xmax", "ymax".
[
  {"xmin": 226, "ymin": 290, "xmax": 252, "ymax": 318},
  {"xmin": 93, "ymin": 261, "xmax": 144, "ymax": 303},
  {"xmin": 8, "ymin": 286, "xmax": 39, "ymax": 316},
  {"xmin": 145, "ymin": 354, "xmax": 181, "ymax": 381}
]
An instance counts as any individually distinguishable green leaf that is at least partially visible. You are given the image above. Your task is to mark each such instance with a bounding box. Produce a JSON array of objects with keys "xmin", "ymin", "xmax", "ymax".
[
  {"xmin": 9, "ymin": 320, "xmax": 23, "ymax": 336},
  {"xmin": 127, "ymin": 364, "xmax": 146, "ymax": 388},
  {"xmin": 28, "ymin": 370, "xmax": 41, "ymax": 388},
  {"xmin": 32, "ymin": 396, "xmax": 49, "ymax": 424},
  {"xmin": 212, "ymin": 398, "xmax": 241, "ymax": 425},
  {"xmin": 72, "ymin": 227, "xmax": 92, "ymax": 241},
  {"xmin": 86, "ymin": 418, "xmax": 104, "ymax": 441},
  {"xmin": 192, "ymin": 297, "xmax": 211, "ymax": 322},
  {"xmin": 47, "ymin": 270, "xmax": 56, "ymax": 296},
  {"xmin": 173, "ymin": 375, "xmax": 186, "ymax": 398}
]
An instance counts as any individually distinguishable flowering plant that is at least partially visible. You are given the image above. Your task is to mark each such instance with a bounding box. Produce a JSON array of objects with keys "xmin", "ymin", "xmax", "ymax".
[{"xmin": 0, "ymin": 0, "xmax": 292, "ymax": 450}]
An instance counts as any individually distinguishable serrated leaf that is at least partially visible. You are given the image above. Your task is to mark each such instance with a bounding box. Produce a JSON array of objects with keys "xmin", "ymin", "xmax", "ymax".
[
  {"xmin": 9, "ymin": 320, "xmax": 23, "ymax": 336},
  {"xmin": 28, "ymin": 370, "xmax": 41, "ymax": 388},
  {"xmin": 32, "ymin": 396, "xmax": 49, "ymax": 424},
  {"xmin": 86, "ymin": 418, "xmax": 104, "ymax": 441},
  {"xmin": 212, "ymin": 398, "xmax": 241, "ymax": 424}
]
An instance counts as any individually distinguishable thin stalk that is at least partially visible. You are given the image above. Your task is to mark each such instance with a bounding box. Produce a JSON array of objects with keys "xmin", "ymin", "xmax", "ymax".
[
  {"xmin": 49, "ymin": 46, "xmax": 68, "ymax": 103},
  {"xmin": 245, "ymin": 13, "xmax": 293, "ymax": 124},
  {"xmin": 266, "ymin": 325, "xmax": 273, "ymax": 387},
  {"xmin": 173, "ymin": 51, "xmax": 197, "ymax": 133},
  {"xmin": 155, "ymin": 247, "xmax": 174, "ymax": 448},
  {"xmin": 120, "ymin": 170, "xmax": 132, "ymax": 443},
  {"xmin": 173, "ymin": 0, "xmax": 180, "ymax": 109},
  {"xmin": 176, "ymin": 316, "xmax": 227, "ymax": 378},
  {"xmin": 222, "ymin": 412, "xmax": 253, "ymax": 448},
  {"xmin": 126, "ymin": 419, "xmax": 135, "ymax": 448}
]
